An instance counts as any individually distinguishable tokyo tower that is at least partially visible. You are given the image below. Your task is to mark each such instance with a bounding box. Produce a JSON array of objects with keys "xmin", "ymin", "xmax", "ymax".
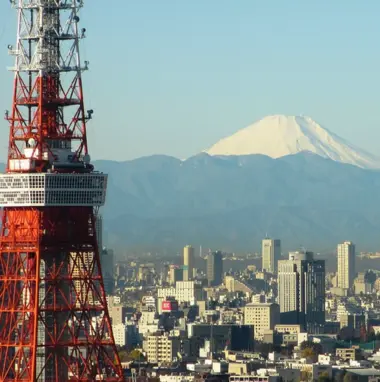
[{"xmin": 0, "ymin": 1, "xmax": 124, "ymax": 381}]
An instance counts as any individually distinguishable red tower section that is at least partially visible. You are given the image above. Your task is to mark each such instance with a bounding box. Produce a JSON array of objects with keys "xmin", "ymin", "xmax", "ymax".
[{"xmin": 0, "ymin": 1, "xmax": 124, "ymax": 381}]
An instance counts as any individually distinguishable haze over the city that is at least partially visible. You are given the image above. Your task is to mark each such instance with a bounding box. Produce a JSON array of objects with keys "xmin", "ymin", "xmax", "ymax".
[{"xmin": 1, "ymin": 1, "xmax": 380, "ymax": 161}]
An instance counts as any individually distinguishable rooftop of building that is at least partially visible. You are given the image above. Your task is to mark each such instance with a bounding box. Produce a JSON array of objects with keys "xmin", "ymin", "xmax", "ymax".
[
  {"xmin": 346, "ymin": 368, "xmax": 380, "ymax": 376},
  {"xmin": 245, "ymin": 302, "xmax": 279, "ymax": 307}
]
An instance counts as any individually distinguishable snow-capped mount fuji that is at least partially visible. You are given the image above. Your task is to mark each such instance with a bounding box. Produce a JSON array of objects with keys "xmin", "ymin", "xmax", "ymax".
[{"xmin": 204, "ymin": 115, "xmax": 380, "ymax": 169}]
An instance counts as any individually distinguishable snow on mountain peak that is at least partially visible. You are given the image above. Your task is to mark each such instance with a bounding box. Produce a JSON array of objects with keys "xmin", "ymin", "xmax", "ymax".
[{"xmin": 204, "ymin": 115, "xmax": 380, "ymax": 169}]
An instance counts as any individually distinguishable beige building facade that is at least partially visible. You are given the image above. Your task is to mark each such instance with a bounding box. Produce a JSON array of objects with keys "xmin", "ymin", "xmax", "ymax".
[
  {"xmin": 337, "ymin": 241, "xmax": 355, "ymax": 290},
  {"xmin": 244, "ymin": 303, "xmax": 280, "ymax": 340},
  {"xmin": 183, "ymin": 245, "xmax": 194, "ymax": 281},
  {"xmin": 262, "ymin": 238, "xmax": 281, "ymax": 273},
  {"xmin": 144, "ymin": 333, "xmax": 181, "ymax": 364}
]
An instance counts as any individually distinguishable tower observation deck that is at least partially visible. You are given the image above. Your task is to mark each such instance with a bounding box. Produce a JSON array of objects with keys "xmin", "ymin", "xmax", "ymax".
[{"xmin": 0, "ymin": 1, "xmax": 124, "ymax": 380}]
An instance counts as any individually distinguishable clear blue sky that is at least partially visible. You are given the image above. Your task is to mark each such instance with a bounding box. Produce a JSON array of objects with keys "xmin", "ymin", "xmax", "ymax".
[{"xmin": 0, "ymin": 1, "xmax": 380, "ymax": 161}]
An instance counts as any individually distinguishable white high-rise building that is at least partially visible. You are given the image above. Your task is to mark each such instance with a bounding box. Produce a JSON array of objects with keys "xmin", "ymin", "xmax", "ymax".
[
  {"xmin": 337, "ymin": 241, "xmax": 355, "ymax": 290},
  {"xmin": 95, "ymin": 213, "xmax": 114, "ymax": 295},
  {"xmin": 262, "ymin": 238, "xmax": 281, "ymax": 273},
  {"xmin": 183, "ymin": 245, "xmax": 195, "ymax": 281}
]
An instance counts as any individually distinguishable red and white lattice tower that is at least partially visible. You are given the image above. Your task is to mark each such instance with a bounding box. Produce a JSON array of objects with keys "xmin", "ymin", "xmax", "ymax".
[{"xmin": 0, "ymin": 1, "xmax": 124, "ymax": 380}]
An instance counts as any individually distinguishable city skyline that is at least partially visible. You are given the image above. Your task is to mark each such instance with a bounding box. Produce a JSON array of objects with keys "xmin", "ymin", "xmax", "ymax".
[{"xmin": 110, "ymin": 235, "xmax": 380, "ymax": 380}]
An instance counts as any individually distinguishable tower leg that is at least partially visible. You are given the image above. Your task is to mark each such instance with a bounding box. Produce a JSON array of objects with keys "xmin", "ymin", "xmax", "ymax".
[
  {"xmin": 0, "ymin": 209, "xmax": 40, "ymax": 380},
  {"xmin": 0, "ymin": 208, "xmax": 123, "ymax": 381}
]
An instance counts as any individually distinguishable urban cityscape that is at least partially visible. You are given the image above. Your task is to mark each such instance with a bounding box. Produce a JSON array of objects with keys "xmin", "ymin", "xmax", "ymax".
[
  {"xmin": 1, "ymin": 1, "xmax": 380, "ymax": 382},
  {"xmin": 101, "ymin": 238, "xmax": 380, "ymax": 381}
]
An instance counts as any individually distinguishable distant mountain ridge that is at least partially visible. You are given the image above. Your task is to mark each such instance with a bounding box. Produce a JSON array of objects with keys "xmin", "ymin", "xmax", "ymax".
[
  {"xmin": 93, "ymin": 152, "xmax": 380, "ymax": 252},
  {"xmin": 2, "ymin": 124, "xmax": 380, "ymax": 252},
  {"xmin": 205, "ymin": 115, "xmax": 380, "ymax": 169}
]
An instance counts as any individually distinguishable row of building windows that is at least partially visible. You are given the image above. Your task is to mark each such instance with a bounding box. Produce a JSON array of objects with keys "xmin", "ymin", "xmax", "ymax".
[
  {"xmin": 0, "ymin": 174, "xmax": 106, "ymax": 191},
  {"xmin": 46, "ymin": 175, "xmax": 106, "ymax": 189},
  {"xmin": 0, "ymin": 190, "xmax": 105, "ymax": 205},
  {"xmin": 0, "ymin": 177, "xmax": 30, "ymax": 189},
  {"xmin": 46, "ymin": 191, "xmax": 104, "ymax": 204}
]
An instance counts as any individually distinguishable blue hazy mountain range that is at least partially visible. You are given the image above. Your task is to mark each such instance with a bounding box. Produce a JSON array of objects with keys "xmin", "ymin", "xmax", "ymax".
[{"xmin": 93, "ymin": 152, "xmax": 380, "ymax": 252}]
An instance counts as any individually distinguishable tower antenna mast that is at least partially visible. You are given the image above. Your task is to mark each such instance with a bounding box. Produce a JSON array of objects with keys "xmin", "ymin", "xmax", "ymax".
[{"xmin": 0, "ymin": 1, "xmax": 123, "ymax": 380}]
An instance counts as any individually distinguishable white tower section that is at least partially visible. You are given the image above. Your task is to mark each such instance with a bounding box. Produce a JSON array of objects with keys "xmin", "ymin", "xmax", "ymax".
[
  {"xmin": 0, "ymin": 1, "xmax": 107, "ymax": 208},
  {"xmin": 9, "ymin": 0, "xmax": 86, "ymax": 74}
]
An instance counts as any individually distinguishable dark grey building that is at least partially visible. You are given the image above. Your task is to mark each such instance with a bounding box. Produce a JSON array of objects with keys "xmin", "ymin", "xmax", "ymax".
[
  {"xmin": 207, "ymin": 251, "xmax": 223, "ymax": 286},
  {"xmin": 304, "ymin": 259, "xmax": 325, "ymax": 333},
  {"xmin": 186, "ymin": 323, "xmax": 254, "ymax": 356}
]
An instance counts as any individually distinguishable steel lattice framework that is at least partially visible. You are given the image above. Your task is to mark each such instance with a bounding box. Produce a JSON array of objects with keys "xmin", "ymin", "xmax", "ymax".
[{"xmin": 0, "ymin": 1, "xmax": 124, "ymax": 380}]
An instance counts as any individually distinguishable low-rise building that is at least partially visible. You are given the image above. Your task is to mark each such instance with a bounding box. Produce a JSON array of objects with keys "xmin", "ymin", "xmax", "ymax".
[
  {"xmin": 274, "ymin": 324, "xmax": 302, "ymax": 334},
  {"xmin": 143, "ymin": 333, "xmax": 181, "ymax": 364},
  {"xmin": 159, "ymin": 375, "xmax": 195, "ymax": 382},
  {"xmin": 158, "ymin": 287, "xmax": 176, "ymax": 300},
  {"xmin": 229, "ymin": 376, "xmax": 280, "ymax": 382},
  {"xmin": 112, "ymin": 322, "xmax": 140, "ymax": 347},
  {"xmin": 354, "ymin": 273, "xmax": 372, "ymax": 295},
  {"xmin": 343, "ymin": 368, "xmax": 380, "ymax": 382},
  {"xmin": 244, "ymin": 303, "xmax": 280, "ymax": 340},
  {"xmin": 187, "ymin": 324, "xmax": 254, "ymax": 355},
  {"xmin": 157, "ymin": 282, "xmax": 204, "ymax": 304},
  {"xmin": 224, "ymin": 276, "xmax": 254, "ymax": 294},
  {"xmin": 336, "ymin": 347, "xmax": 360, "ymax": 362},
  {"xmin": 311, "ymin": 364, "xmax": 332, "ymax": 381},
  {"xmin": 282, "ymin": 333, "xmax": 298, "ymax": 346},
  {"xmin": 176, "ymin": 281, "xmax": 204, "ymax": 303},
  {"xmin": 228, "ymin": 363, "xmax": 254, "ymax": 376},
  {"xmin": 138, "ymin": 307, "xmax": 159, "ymax": 337}
]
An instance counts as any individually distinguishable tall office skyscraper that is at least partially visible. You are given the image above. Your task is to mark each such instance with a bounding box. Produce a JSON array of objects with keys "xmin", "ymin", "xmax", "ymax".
[
  {"xmin": 183, "ymin": 245, "xmax": 195, "ymax": 281},
  {"xmin": 95, "ymin": 214, "xmax": 114, "ymax": 294},
  {"xmin": 207, "ymin": 251, "xmax": 223, "ymax": 286},
  {"xmin": 262, "ymin": 238, "xmax": 281, "ymax": 273},
  {"xmin": 169, "ymin": 265, "xmax": 183, "ymax": 285},
  {"xmin": 278, "ymin": 251, "xmax": 325, "ymax": 333},
  {"xmin": 101, "ymin": 248, "xmax": 115, "ymax": 295},
  {"xmin": 337, "ymin": 241, "xmax": 355, "ymax": 290}
]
